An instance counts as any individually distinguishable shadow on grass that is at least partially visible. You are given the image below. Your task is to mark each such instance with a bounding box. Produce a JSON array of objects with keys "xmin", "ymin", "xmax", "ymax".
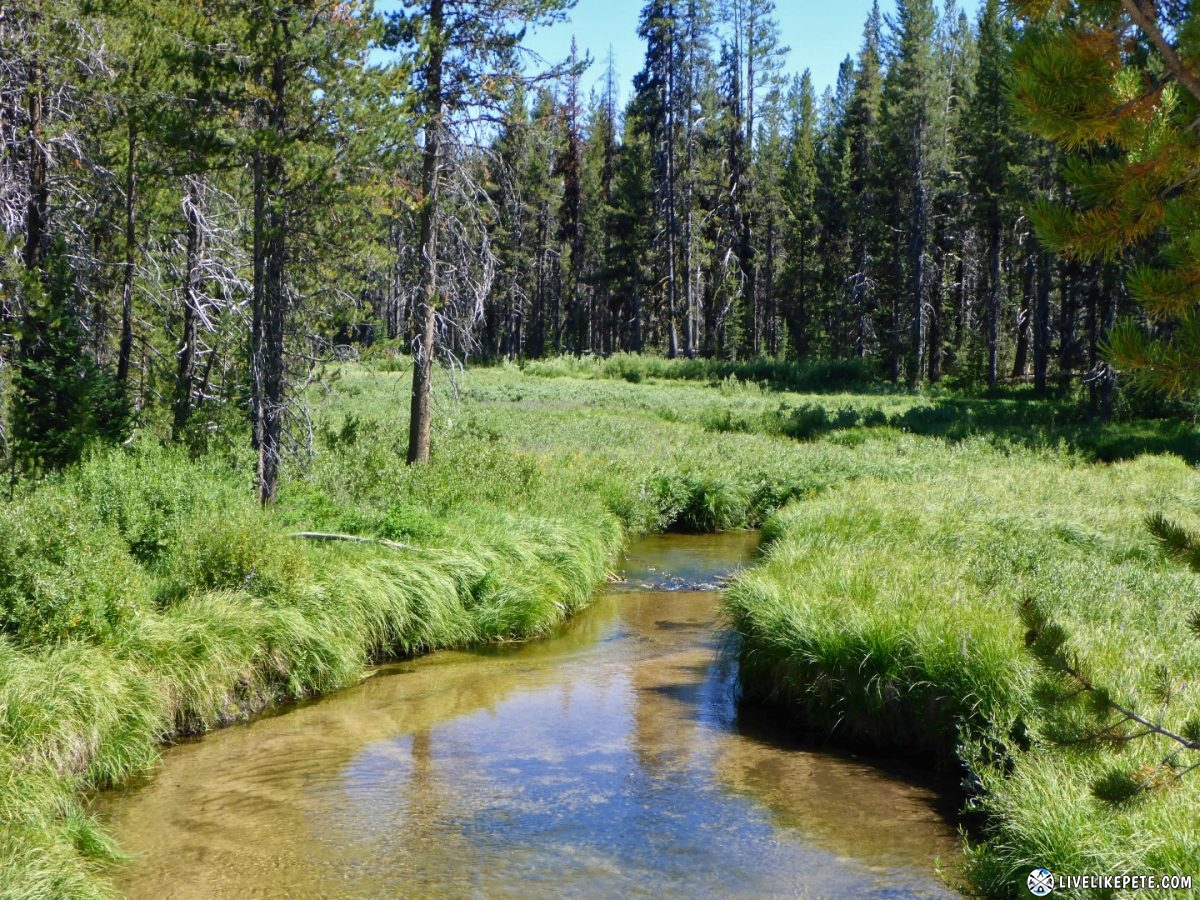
[
  {"xmin": 708, "ymin": 394, "xmax": 1200, "ymax": 464},
  {"xmin": 893, "ymin": 399, "xmax": 1200, "ymax": 463}
]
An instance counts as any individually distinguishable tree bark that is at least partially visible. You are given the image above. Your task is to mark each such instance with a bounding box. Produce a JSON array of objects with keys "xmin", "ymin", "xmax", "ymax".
[
  {"xmin": 985, "ymin": 218, "xmax": 1002, "ymax": 389},
  {"xmin": 173, "ymin": 177, "xmax": 203, "ymax": 441},
  {"xmin": 909, "ymin": 115, "xmax": 927, "ymax": 385},
  {"xmin": 1032, "ymin": 252, "xmax": 1051, "ymax": 392},
  {"xmin": 664, "ymin": 2, "xmax": 679, "ymax": 359},
  {"xmin": 253, "ymin": 17, "xmax": 290, "ymax": 506},
  {"xmin": 117, "ymin": 117, "xmax": 137, "ymax": 384},
  {"xmin": 407, "ymin": 0, "xmax": 444, "ymax": 466},
  {"xmin": 22, "ymin": 0, "xmax": 47, "ymax": 276},
  {"xmin": 1011, "ymin": 253, "xmax": 1034, "ymax": 379},
  {"xmin": 927, "ymin": 220, "xmax": 945, "ymax": 383}
]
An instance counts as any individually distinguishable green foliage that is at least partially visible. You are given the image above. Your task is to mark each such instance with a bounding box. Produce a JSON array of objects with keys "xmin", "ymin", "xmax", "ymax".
[
  {"xmin": 1012, "ymin": 0, "xmax": 1200, "ymax": 397},
  {"xmin": 0, "ymin": 490, "xmax": 150, "ymax": 647},
  {"xmin": 1, "ymin": 362, "xmax": 1198, "ymax": 896},
  {"xmin": 164, "ymin": 510, "xmax": 311, "ymax": 603},
  {"xmin": 11, "ymin": 261, "xmax": 130, "ymax": 474}
]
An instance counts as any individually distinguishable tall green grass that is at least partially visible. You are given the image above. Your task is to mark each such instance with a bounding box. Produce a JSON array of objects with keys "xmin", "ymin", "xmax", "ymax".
[
  {"xmin": 1, "ymin": 360, "xmax": 1196, "ymax": 897},
  {"xmin": 519, "ymin": 351, "xmax": 878, "ymax": 392},
  {"xmin": 725, "ymin": 453, "xmax": 1200, "ymax": 897}
]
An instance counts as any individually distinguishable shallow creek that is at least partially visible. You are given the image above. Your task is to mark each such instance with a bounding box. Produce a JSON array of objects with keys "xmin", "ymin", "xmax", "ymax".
[{"xmin": 95, "ymin": 532, "xmax": 961, "ymax": 898}]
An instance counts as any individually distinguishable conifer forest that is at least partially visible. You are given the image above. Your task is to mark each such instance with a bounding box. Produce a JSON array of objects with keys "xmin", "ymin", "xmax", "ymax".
[{"xmin": 2, "ymin": 1, "xmax": 1200, "ymax": 898}]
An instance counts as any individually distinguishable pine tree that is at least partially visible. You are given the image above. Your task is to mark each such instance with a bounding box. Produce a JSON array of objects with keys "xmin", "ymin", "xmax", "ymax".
[
  {"xmin": 813, "ymin": 59, "xmax": 856, "ymax": 357},
  {"xmin": 387, "ymin": 0, "xmax": 576, "ymax": 465},
  {"xmin": 966, "ymin": 0, "xmax": 1015, "ymax": 389},
  {"xmin": 844, "ymin": 7, "xmax": 884, "ymax": 361},
  {"xmin": 581, "ymin": 53, "xmax": 622, "ymax": 354},
  {"xmin": 1011, "ymin": 0, "xmax": 1200, "ymax": 397},
  {"xmin": 778, "ymin": 71, "xmax": 819, "ymax": 357},
  {"xmin": 632, "ymin": 0, "xmax": 682, "ymax": 357},
  {"xmin": 720, "ymin": 0, "xmax": 786, "ymax": 358},
  {"xmin": 880, "ymin": 0, "xmax": 941, "ymax": 384}
]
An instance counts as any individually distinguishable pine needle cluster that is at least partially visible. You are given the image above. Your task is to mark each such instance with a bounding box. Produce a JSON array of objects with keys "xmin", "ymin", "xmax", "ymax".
[{"xmin": 1011, "ymin": 0, "xmax": 1200, "ymax": 396}]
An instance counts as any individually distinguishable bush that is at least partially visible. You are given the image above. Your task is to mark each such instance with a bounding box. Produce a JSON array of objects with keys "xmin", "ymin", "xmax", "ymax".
[
  {"xmin": 163, "ymin": 509, "xmax": 311, "ymax": 603},
  {"xmin": 0, "ymin": 489, "xmax": 150, "ymax": 646}
]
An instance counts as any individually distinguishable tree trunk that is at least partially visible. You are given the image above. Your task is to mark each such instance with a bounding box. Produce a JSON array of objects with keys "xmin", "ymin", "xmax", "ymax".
[
  {"xmin": 253, "ymin": 27, "xmax": 290, "ymax": 506},
  {"xmin": 1099, "ymin": 266, "xmax": 1118, "ymax": 421},
  {"xmin": 22, "ymin": 1, "xmax": 46, "ymax": 276},
  {"xmin": 909, "ymin": 116, "xmax": 927, "ymax": 386},
  {"xmin": 1033, "ymin": 251, "xmax": 1051, "ymax": 393},
  {"xmin": 664, "ymin": 12, "xmax": 679, "ymax": 360},
  {"xmin": 117, "ymin": 118, "xmax": 137, "ymax": 384},
  {"xmin": 407, "ymin": 0, "xmax": 444, "ymax": 465},
  {"xmin": 1011, "ymin": 254, "xmax": 1033, "ymax": 379},
  {"xmin": 927, "ymin": 220, "xmax": 945, "ymax": 383},
  {"xmin": 1058, "ymin": 259, "xmax": 1078, "ymax": 377},
  {"xmin": 793, "ymin": 221, "xmax": 809, "ymax": 358},
  {"xmin": 173, "ymin": 176, "xmax": 202, "ymax": 441},
  {"xmin": 985, "ymin": 218, "xmax": 1001, "ymax": 389}
]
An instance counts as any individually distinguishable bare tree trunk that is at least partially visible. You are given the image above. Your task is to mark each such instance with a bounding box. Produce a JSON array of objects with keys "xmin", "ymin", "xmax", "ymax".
[
  {"xmin": 1099, "ymin": 266, "xmax": 1117, "ymax": 420},
  {"xmin": 1011, "ymin": 253, "xmax": 1033, "ymax": 379},
  {"xmin": 664, "ymin": 5, "xmax": 679, "ymax": 360},
  {"xmin": 173, "ymin": 176, "xmax": 202, "ymax": 441},
  {"xmin": 117, "ymin": 118, "xmax": 137, "ymax": 384},
  {"xmin": 985, "ymin": 219, "xmax": 1001, "ymax": 389},
  {"xmin": 253, "ymin": 29, "xmax": 290, "ymax": 506},
  {"xmin": 1033, "ymin": 250, "xmax": 1051, "ymax": 393},
  {"xmin": 1058, "ymin": 259, "xmax": 1078, "ymax": 377},
  {"xmin": 908, "ymin": 116, "xmax": 927, "ymax": 386},
  {"xmin": 22, "ymin": 0, "xmax": 46, "ymax": 276},
  {"xmin": 407, "ymin": 0, "xmax": 443, "ymax": 466},
  {"xmin": 764, "ymin": 218, "xmax": 776, "ymax": 355},
  {"xmin": 927, "ymin": 221, "xmax": 945, "ymax": 383},
  {"xmin": 743, "ymin": 3, "xmax": 757, "ymax": 356}
]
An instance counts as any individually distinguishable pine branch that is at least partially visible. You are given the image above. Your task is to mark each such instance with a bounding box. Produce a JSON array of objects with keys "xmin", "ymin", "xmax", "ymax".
[
  {"xmin": 1119, "ymin": 0, "xmax": 1200, "ymax": 107},
  {"xmin": 1021, "ymin": 595, "xmax": 1200, "ymax": 802}
]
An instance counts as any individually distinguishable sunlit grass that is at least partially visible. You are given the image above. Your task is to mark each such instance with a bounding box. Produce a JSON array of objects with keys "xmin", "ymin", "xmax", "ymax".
[
  {"xmin": 0, "ymin": 358, "xmax": 1196, "ymax": 896},
  {"xmin": 725, "ymin": 454, "xmax": 1200, "ymax": 897}
]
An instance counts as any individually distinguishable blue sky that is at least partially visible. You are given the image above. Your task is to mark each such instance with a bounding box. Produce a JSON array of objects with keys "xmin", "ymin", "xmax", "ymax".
[{"xmin": 522, "ymin": 0, "xmax": 982, "ymax": 106}]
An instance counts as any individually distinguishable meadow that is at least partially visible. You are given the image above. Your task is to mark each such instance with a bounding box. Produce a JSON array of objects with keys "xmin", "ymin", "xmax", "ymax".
[{"xmin": 0, "ymin": 353, "xmax": 1197, "ymax": 897}]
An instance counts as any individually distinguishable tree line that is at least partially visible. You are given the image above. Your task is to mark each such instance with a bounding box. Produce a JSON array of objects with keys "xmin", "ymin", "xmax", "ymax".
[
  {"xmin": 0, "ymin": 0, "xmax": 1193, "ymax": 503},
  {"xmin": 470, "ymin": 0, "xmax": 1121, "ymax": 399}
]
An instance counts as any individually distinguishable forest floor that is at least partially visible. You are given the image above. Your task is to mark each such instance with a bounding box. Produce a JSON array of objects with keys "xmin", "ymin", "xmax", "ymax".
[{"xmin": 1, "ymin": 354, "xmax": 1198, "ymax": 898}]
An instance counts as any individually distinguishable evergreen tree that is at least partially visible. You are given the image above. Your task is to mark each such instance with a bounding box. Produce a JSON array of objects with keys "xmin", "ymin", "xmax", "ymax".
[
  {"xmin": 11, "ymin": 252, "xmax": 129, "ymax": 473},
  {"xmin": 1012, "ymin": 0, "xmax": 1200, "ymax": 397},
  {"xmin": 813, "ymin": 59, "xmax": 855, "ymax": 357},
  {"xmin": 844, "ymin": 7, "xmax": 885, "ymax": 361},
  {"xmin": 880, "ymin": 0, "xmax": 942, "ymax": 384},
  {"xmin": 778, "ymin": 71, "xmax": 819, "ymax": 357},
  {"xmin": 966, "ymin": 0, "xmax": 1015, "ymax": 389},
  {"xmin": 386, "ymin": 0, "xmax": 576, "ymax": 465}
]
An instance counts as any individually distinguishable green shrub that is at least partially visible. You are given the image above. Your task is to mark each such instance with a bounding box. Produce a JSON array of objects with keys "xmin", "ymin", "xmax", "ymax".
[
  {"xmin": 163, "ymin": 510, "xmax": 311, "ymax": 603},
  {"xmin": 0, "ymin": 491, "xmax": 150, "ymax": 646}
]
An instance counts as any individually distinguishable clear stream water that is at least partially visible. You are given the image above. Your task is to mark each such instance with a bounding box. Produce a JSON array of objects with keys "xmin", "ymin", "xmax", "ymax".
[{"xmin": 95, "ymin": 532, "xmax": 962, "ymax": 899}]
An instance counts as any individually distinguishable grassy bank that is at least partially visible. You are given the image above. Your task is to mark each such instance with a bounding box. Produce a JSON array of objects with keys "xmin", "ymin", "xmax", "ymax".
[
  {"xmin": 0, "ymin": 449, "xmax": 627, "ymax": 898},
  {"xmin": 1, "ymin": 356, "xmax": 1196, "ymax": 897},
  {"xmin": 1, "ymin": 359, "xmax": 855, "ymax": 897},
  {"xmin": 724, "ymin": 449, "xmax": 1200, "ymax": 896}
]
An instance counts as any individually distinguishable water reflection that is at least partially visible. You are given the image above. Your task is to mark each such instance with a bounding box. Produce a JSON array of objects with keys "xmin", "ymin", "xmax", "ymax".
[{"xmin": 95, "ymin": 532, "xmax": 960, "ymax": 898}]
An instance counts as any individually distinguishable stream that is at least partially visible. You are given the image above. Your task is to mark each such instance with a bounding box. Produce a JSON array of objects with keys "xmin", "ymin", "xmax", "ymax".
[{"xmin": 95, "ymin": 532, "xmax": 961, "ymax": 898}]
